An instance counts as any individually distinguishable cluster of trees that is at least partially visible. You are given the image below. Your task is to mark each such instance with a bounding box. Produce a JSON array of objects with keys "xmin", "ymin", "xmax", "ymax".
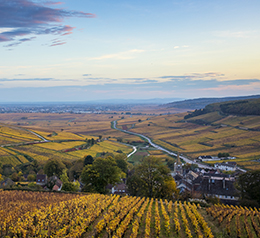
[
  {"xmin": 81, "ymin": 155, "xmax": 179, "ymax": 199},
  {"xmin": 184, "ymin": 98, "xmax": 260, "ymax": 120},
  {"xmin": 219, "ymin": 98, "xmax": 260, "ymax": 116},
  {"xmin": 81, "ymin": 155, "xmax": 127, "ymax": 193},
  {"xmin": 184, "ymin": 108, "xmax": 210, "ymax": 119},
  {"xmin": 2, "ymin": 152, "xmax": 179, "ymax": 200},
  {"xmin": 41, "ymin": 153, "xmax": 128, "ymax": 193},
  {"xmin": 218, "ymin": 152, "xmax": 230, "ymax": 158},
  {"xmin": 236, "ymin": 170, "xmax": 260, "ymax": 207},
  {"xmin": 0, "ymin": 160, "xmax": 43, "ymax": 183},
  {"xmin": 127, "ymin": 157, "xmax": 179, "ymax": 199}
]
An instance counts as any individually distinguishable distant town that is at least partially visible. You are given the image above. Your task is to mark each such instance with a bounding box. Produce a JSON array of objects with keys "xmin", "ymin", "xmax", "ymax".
[{"xmin": 0, "ymin": 103, "xmax": 139, "ymax": 114}]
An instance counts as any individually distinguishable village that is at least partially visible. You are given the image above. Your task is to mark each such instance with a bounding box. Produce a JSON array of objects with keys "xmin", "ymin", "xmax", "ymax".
[{"xmin": 0, "ymin": 152, "xmax": 241, "ymax": 205}]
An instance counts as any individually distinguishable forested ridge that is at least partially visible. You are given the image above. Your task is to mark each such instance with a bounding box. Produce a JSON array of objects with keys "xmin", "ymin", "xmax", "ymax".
[
  {"xmin": 163, "ymin": 94, "xmax": 260, "ymax": 110},
  {"xmin": 184, "ymin": 98, "xmax": 260, "ymax": 119}
]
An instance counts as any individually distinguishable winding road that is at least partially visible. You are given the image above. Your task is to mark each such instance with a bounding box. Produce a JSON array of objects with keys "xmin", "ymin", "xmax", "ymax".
[
  {"xmin": 127, "ymin": 146, "xmax": 137, "ymax": 158},
  {"xmin": 27, "ymin": 130, "xmax": 49, "ymax": 142},
  {"xmin": 0, "ymin": 125, "xmax": 49, "ymax": 148},
  {"xmin": 112, "ymin": 120, "xmax": 214, "ymax": 169}
]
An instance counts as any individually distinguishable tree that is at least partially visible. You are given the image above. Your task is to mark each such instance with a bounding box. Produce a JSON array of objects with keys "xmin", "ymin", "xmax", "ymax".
[
  {"xmin": 2, "ymin": 164, "xmax": 15, "ymax": 177},
  {"xmin": 37, "ymin": 169, "xmax": 44, "ymax": 175},
  {"xmin": 68, "ymin": 159, "xmax": 84, "ymax": 181},
  {"xmin": 115, "ymin": 154, "xmax": 128, "ymax": 174},
  {"xmin": 73, "ymin": 180, "xmax": 80, "ymax": 191},
  {"xmin": 218, "ymin": 152, "xmax": 230, "ymax": 158},
  {"xmin": 166, "ymin": 158, "xmax": 175, "ymax": 170},
  {"xmin": 18, "ymin": 171, "xmax": 23, "ymax": 181},
  {"xmin": 127, "ymin": 156, "xmax": 179, "ymax": 199},
  {"xmin": 236, "ymin": 170, "xmax": 260, "ymax": 207},
  {"xmin": 62, "ymin": 182, "xmax": 77, "ymax": 192},
  {"xmin": 60, "ymin": 169, "xmax": 69, "ymax": 183},
  {"xmin": 81, "ymin": 156, "xmax": 122, "ymax": 194},
  {"xmin": 44, "ymin": 159, "xmax": 66, "ymax": 177},
  {"xmin": 84, "ymin": 155, "xmax": 94, "ymax": 166},
  {"xmin": 27, "ymin": 174, "xmax": 36, "ymax": 181},
  {"xmin": 11, "ymin": 172, "xmax": 19, "ymax": 182},
  {"xmin": 159, "ymin": 178, "xmax": 179, "ymax": 200}
]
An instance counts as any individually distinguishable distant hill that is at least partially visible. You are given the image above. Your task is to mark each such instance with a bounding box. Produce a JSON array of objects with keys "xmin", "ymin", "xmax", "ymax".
[
  {"xmin": 184, "ymin": 97, "xmax": 260, "ymax": 119},
  {"xmin": 162, "ymin": 95, "xmax": 260, "ymax": 110}
]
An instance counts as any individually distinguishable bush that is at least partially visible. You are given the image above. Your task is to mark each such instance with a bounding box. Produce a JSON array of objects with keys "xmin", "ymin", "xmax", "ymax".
[
  {"xmin": 62, "ymin": 182, "xmax": 77, "ymax": 192},
  {"xmin": 27, "ymin": 174, "xmax": 36, "ymax": 181},
  {"xmin": 205, "ymin": 196, "xmax": 222, "ymax": 205}
]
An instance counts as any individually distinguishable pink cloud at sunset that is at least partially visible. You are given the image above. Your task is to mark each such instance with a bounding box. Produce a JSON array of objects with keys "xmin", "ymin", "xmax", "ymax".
[{"xmin": 0, "ymin": 0, "xmax": 95, "ymax": 47}]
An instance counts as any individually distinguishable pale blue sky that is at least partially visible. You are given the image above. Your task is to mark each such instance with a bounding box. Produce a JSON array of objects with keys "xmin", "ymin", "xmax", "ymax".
[{"xmin": 0, "ymin": 0, "xmax": 259, "ymax": 102}]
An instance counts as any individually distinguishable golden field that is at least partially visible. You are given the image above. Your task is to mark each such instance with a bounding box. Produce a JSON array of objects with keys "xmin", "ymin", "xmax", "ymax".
[
  {"xmin": 1, "ymin": 190, "xmax": 245, "ymax": 238},
  {"xmin": 0, "ymin": 111, "xmax": 259, "ymax": 170},
  {"xmin": 0, "ymin": 113, "xmax": 138, "ymax": 165},
  {"xmin": 117, "ymin": 113, "xmax": 260, "ymax": 170}
]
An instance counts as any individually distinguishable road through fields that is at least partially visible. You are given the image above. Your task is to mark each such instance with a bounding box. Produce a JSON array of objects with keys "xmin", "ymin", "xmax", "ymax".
[{"xmin": 112, "ymin": 120, "xmax": 213, "ymax": 169}]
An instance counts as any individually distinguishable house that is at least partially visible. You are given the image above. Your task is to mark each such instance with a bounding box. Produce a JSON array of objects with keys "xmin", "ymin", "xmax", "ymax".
[
  {"xmin": 198, "ymin": 155, "xmax": 213, "ymax": 161},
  {"xmin": 36, "ymin": 174, "xmax": 47, "ymax": 186},
  {"xmin": 173, "ymin": 173, "xmax": 183, "ymax": 185},
  {"xmin": 214, "ymin": 162, "xmax": 237, "ymax": 171},
  {"xmin": 193, "ymin": 174, "xmax": 239, "ymax": 204},
  {"xmin": 173, "ymin": 170, "xmax": 199, "ymax": 194},
  {"xmin": 107, "ymin": 182, "xmax": 128, "ymax": 195},
  {"xmin": 177, "ymin": 180, "xmax": 193, "ymax": 193},
  {"xmin": 113, "ymin": 183, "xmax": 128, "ymax": 195},
  {"xmin": 52, "ymin": 179, "xmax": 63, "ymax": 191},
  {"xmin": 187, "ymin": 170, "xmax": 199, "ymax": 182},
  {"xmin": 0, "ymin": 178, "xmax": 14, "ymax": 188},
  {"xmin": 48, "ymin": 176, "xmax": 63, "ymax": 191}
]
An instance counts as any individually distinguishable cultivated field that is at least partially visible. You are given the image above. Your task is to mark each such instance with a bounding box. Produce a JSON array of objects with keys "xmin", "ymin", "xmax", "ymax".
[
  {"xmin": 3, "ymin": 190, "xmax": 258, "ymax": 238},
  {"xmin": 0, "ymin": 111, "xmax": 260, "ymax": 170},
  {"xmin": 117, "ymin": 113, "xmax": 260, "ymax": 170},
  {"xmin": 0, "ymin": 113, "xmax": 135, "ymax": 165}
]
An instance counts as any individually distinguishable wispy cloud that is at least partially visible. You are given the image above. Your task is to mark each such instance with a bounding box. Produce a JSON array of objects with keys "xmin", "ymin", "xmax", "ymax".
[
  {"xmin": 0, "ymin": 78, "xmax": 53, "ymax": 82},
  {"xmin": 174, "ymin": 45, "xmax": 189, "ymax": 49},
  {"xmin": 91, "ymin": 49, "xmax": 145, "ymax": 60},
  {"xmin": 122, "ymin": 78, "xmax": 158, "ymax": 83},
  {"xmin": 50, "ymin": 39, "xmax": 66, "ymax": 47},
  {"xmin": 0, "ymin": 0, "xmax": 96, "ymax": 47},
  {"xmin": 5, "ymin": 37, "xmax": 36, "ymax": 47},
  {"xmin": 44, "ymin": 1, "xmax": 64, "ymax": 5},
  {"xmin": 160, "ymin": 72, "xmax": 225, "ymax": 81},
  {"xmin": 3, "ymin": 78, "xmax": 260, "ymax": 102}
]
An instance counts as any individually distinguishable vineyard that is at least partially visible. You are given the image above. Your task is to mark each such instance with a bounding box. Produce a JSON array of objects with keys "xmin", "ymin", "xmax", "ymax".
[
  {"xmin": 117, "ymin": 112, "xmax": 260, "ymax": 170},
  {"xmin": 0, "ymin": 111, "xmax": 260, "ymax": 170},
  {"xmin": 206, "ymin": 204, "xmax": 260, "ymax": 238},
  {"xmin": 2, "ymin": 190, "xmax": 252, "ymax": 238}
]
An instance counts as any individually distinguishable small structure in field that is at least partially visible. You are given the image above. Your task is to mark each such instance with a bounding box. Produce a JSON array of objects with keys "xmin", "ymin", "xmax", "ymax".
[{"xmin": 214, "ymin": 162, "xmax": 237, "ymax": 171}]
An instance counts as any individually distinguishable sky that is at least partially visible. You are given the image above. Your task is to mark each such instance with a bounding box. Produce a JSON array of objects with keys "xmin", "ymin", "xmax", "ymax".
[{"xmin": 0, "ymin": 0, "xmax": 260, "ymax": 102}]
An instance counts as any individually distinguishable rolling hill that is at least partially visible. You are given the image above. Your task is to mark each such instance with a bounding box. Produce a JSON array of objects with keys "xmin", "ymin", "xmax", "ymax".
[{"xmin": 162, "ymin": 95, "xmax": 260, "ymax": 110}]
